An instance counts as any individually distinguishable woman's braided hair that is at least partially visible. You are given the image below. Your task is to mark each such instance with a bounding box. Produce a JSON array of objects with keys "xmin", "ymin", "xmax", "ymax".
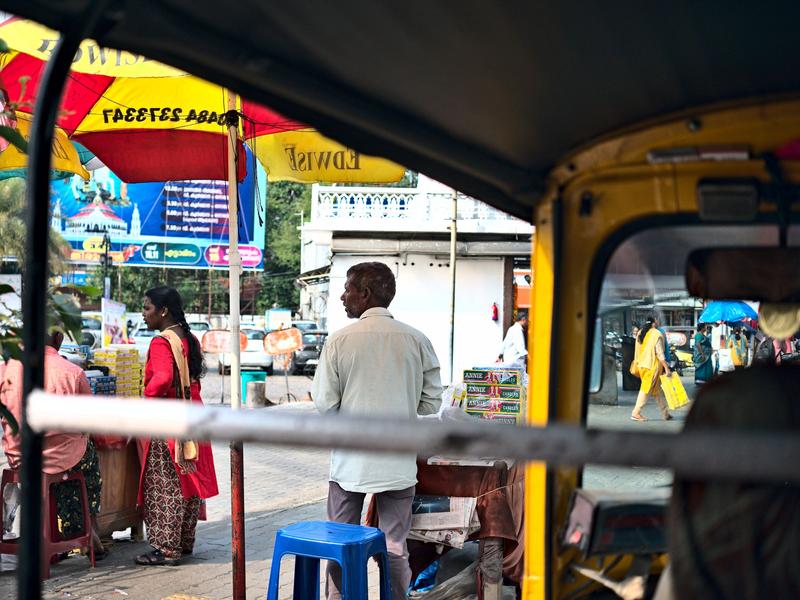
[{"xmin": 145, "ymin": 286, "xmax": 206, "ymax": 379}]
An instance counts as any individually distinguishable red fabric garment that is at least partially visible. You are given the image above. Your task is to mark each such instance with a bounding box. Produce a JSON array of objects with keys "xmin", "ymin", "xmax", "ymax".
[{"xmin": 137, "ymin": 336, "xmax": 218, "ymax": 504}]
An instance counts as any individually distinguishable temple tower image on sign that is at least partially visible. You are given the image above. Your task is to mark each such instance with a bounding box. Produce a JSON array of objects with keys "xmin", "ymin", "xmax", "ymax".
[
  {"xmin": 51, "ymin": 197, "xmax": 63, "ymax": 232},
  {"xmin": 130, "ymin": 203, "xmax": 141, "ymax": 237}
]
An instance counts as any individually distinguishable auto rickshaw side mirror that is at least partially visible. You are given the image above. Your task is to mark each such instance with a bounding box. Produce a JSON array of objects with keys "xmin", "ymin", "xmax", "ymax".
[{"xmin": 686, "ymin": 247, "xmax": 800, "ymax": 302}]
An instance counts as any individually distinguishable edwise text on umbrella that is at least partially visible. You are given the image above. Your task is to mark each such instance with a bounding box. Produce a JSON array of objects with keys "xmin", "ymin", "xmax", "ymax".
[
  {"xmin": 38, "ymin": 38, "xmax": 152, "ymax": 68},
  {"xmin": 284, "ymin": 147, "xmax": 362, "ymax": 172}
]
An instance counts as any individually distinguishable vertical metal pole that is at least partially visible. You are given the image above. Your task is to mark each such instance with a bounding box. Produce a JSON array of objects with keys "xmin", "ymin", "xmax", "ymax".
[
  {"xmin": 208, "ymin": 267, "xmax": 213, "ymax": 322},
  {"xmin": 20, "ymin": 6, "xmax": 108, "ymax": 595},
  {"xmin": 448, "ymin": 190, "xmax": 458, "ymax": 383},
  {"xmin": 225, "ymin": 90, "xmax": 246, "ymax": 599}
]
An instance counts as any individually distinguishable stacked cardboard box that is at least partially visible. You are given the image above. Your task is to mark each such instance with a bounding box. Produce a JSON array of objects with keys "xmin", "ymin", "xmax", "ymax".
[
  {"xmin": 86, "ymin": 373, "xmax": 116, "ymax": 396},
  {"xmin": 92, "ymin": 347, "xmax": 143, "ymax": 398},
  {"xmin": 463, "ymin": 368, "xmax": 525, "ymax": 424},
  {"xmin": 139, "ymin": 355, "xmax": 146, "ymax": 396}
]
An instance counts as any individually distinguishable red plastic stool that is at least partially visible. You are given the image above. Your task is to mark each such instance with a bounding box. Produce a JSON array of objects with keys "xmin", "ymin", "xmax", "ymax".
[{"xmin": 0, "ymin": 468, "xmax": 96, "ymax": 578}]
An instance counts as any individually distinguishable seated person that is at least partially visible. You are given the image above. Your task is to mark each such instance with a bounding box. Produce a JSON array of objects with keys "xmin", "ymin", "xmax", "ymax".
[
  {"xmin": 0, "ymin": 328, "xmax": 105, "ymax": 556},
  {"xmin": 666, "ymin": 365, "xmax": 800, "ymax": 599}
]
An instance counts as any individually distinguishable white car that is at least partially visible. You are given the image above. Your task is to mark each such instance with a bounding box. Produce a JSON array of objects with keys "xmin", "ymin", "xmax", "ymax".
[
  {"xmin": 291, "ymin": 320, "xmax": 319, "ymax": 333},
  {"xmin": 218, "ymin": 328, "xmax": 273, "ymax": 375},
  {"xmin": 130, "ymin": 326, "xmax": 158, "ymax": 357},
  {"xmin": 188, "ymin": 321, "xmax": 210, "ymax": 345}
]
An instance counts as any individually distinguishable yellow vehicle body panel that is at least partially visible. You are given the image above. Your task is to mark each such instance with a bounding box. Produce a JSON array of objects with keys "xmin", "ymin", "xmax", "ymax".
[{"xmin": 522, "ymin": 97, "xmax": 800, "ymax": 598}]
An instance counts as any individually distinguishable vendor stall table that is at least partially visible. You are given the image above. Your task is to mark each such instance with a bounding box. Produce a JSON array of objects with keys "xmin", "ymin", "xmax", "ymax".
[
  {"xmin": 93, "ymin": 439, "xmax": 142, "ymax": 539},
  {"xmin": 368, "ymin": 457, "xmax": 524, "ymax": 600}
]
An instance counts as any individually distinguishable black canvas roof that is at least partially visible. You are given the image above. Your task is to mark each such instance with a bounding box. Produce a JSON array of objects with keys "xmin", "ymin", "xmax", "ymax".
[{"xmin": 6, "ymin": 1, "xmax": 800, "ymax": 221}]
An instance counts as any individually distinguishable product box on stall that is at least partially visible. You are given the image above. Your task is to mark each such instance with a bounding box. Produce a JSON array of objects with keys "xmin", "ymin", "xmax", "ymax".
[
  {"xmin": 466, "ymin": 411, "xmax": 520, "ymax": 425},
  {"xmin": 465, "ymin": 398, "xmax": 522, "ymax": 414},
  {"xmin": 86, "ymin": 373, "xmax": 117, "ymax": 396},
  {"xmin": 464, "ymin": 382, "xmax": 523, "ymax": 400},
  {"xmin": 462, "ymin": 368, "xmax": 523, "ymax": 386}
]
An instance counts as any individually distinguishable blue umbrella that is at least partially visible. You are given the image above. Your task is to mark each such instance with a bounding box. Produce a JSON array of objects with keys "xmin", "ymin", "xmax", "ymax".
[{"xmin": 698, "ymin": 301, "xmax": 758, "ymax": 324}]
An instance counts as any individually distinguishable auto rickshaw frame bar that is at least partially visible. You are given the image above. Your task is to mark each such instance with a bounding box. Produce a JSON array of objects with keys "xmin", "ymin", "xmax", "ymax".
[
  {"xmin": 20, "ymin": 3, "xmax": 110, "ymax": 596},
  {"xmin": 27, "ymin": 392, "xmax": 800, "ymax": 485}
]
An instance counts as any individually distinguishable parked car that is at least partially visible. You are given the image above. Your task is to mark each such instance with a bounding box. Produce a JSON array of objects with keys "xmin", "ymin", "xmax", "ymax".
[
  {"xmin": 291, "ymin": 320, "xmax": 320, "ymax": 333},
  {"xmin": 130, "ymin": 326, "xmax": 157, "ymax": 357},
  {"xmin": 79, "ymin": 329, "xmax": 102, "ymax": 350},
  {"xmin": 290, "ymin": 331, "xmax": 327, "ymax": 375},
  {"xmin": 81, "ymin": 316, "xmax": 101, "ymax": 331},
  {"xmin": 218, "ymin": 328, "xmax": 273, "ymax": 375},
  {"xmin": 188, "ymin": 321, "xmax": 210, "ymax": 345}
]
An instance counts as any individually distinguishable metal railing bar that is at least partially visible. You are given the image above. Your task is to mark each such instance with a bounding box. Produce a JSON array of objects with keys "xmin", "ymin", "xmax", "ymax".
[{"xmin": 28, "ymin": 392, "xmax": 800, "ymax": 485}]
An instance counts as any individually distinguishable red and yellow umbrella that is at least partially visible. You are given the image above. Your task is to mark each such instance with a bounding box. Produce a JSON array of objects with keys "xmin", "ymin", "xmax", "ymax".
[
  {"xmin": 0, "ymin": 17, "xmax": 404, "ymax": 184},
  {"xmin": 0, "ymin": 110, "xmax": 88, "ymax": 180}
]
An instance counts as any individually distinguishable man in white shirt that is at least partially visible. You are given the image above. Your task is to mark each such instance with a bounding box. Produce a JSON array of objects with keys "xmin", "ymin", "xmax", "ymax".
[
  {"xmin": 312, "ymin": 261, "xmax": 442, "ymax": 600},
  {"xmin": 498, "ymin": 311, "xmax": 528, "ymax": 367}
]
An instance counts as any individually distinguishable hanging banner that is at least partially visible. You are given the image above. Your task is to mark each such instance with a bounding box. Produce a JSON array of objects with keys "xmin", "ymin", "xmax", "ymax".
[
  {"xmin": 49, "ymin": 148, "xmax": 266, "ymax": 270},
  {"xmin": 101, "ymin": 298, "xmax": 128, "ymax": 346}
]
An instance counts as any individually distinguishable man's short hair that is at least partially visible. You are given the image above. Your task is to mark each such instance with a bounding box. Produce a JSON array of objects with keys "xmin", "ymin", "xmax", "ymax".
[
  {"xmin": 516, "ymin": 311, "xmax": 528, "ymax": 322},
  {"xmin": 346, "ymin": 262, "xmax": 396, "ymax": 307}
]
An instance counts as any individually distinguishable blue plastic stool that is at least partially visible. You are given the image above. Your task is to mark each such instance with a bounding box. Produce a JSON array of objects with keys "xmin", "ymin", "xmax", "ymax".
[{"xmin": 266, "ymin": 521, "xmax": 391, "ymax": 599}]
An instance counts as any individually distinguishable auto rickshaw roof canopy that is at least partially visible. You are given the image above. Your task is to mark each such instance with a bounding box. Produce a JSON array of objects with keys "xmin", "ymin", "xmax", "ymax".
[{"xmin": 6, "ymin": 1, "xmax": 800, "ymax": 221}]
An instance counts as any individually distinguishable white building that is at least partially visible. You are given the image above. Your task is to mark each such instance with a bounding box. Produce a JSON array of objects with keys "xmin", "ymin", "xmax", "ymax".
[{"xmin": 298, "ymin": 174, "xmax": 533, "ymax": 384}]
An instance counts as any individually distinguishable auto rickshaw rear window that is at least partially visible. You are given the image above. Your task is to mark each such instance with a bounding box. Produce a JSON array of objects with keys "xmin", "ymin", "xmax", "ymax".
[{"xmin": 585, "ymin": 224, "xmax": 798, "ymax": 490}]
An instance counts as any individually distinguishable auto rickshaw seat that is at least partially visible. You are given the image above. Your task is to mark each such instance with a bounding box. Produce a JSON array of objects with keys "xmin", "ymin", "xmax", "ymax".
[{"xmin": 667, "ymin": 365, "xmax": 800, "ymax": 599}]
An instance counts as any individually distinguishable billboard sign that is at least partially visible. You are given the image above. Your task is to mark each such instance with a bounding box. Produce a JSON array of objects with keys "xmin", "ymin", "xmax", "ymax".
[{"xmin": 50, "ymin": 148, "xmax": 266, "ymax": 270}]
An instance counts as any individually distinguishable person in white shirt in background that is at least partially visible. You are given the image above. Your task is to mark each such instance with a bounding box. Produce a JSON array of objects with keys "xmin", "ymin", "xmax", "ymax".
[
  {"xmin": 498, "ymin": 311, "xmax": 529, "ymax": 368},
  {"xmin": 312, "ymin": 261, "xmax": 442, "ymax": 600}
]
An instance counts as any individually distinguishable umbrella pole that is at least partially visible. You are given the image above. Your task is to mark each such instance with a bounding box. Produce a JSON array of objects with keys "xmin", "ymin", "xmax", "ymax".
[{"xmin": 225, "ymin": 90, "xmax": 246, "ymax": 599}]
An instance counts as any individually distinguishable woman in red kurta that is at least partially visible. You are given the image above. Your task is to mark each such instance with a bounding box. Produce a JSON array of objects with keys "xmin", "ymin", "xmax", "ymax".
[{"xmin": 135, "ymin": 286, "xmax": 218, "ymax": 566}]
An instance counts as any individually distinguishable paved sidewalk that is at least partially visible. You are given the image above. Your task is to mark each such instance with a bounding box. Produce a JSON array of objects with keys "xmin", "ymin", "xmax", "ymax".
[{"xmin": 0, "ymin": 403, "xmax": 336, "ymax": 600}]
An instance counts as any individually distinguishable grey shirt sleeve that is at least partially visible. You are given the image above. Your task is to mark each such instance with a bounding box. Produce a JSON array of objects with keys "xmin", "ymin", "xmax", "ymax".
[{"xmin": 417, "ymin": 336, "xmax": 443, "ymax": 416}]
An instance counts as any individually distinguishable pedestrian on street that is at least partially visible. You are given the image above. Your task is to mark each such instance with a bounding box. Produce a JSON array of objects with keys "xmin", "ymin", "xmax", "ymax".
[
  {"xmin": 312, "ymin": 262, "xmax": 442, "ymax": 600},
  {"xmin": 135, "ymin": 286, "xmax": 218, "ymax": 566},
  {"xmin": 630, "ymin": 315, "xmax": 672, "ymax": 422},
  {"xmin": 1, "ymin": 326, "xmax": 106, "ymax": 557},
  {"xmin": 498, "ymin": 311, "xmax": 528, "ymax": 368},
  {"xmin": 693, "ymin": 325, "xmax": 714, "ymax": 383},
  {"xmin": 658, "ymin": 325, "xmax": 672, "ymax": 363},
  {"xmin": 728, "ymin": 326, "xmax": 749, "ymax": 368}
]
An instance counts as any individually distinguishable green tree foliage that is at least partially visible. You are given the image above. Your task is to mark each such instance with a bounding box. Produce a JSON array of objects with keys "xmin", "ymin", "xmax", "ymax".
[
  {"xmin": 257, "ymin": 181, "xmax": 311, "ymax": 312},
  {"xmin": 89, "ymin": 265, "xmax": 226, "ymax": 315},
  {"xmin": 0, "ymin": 179, "xmax": 69, "ymax": 274},
  {"xmin": 85, "ymin": 181, "xmax": 314, "ymax": 317},
  {"xmin": 0, "ymin": 285, "xmax": 86, "ymax": 433}
]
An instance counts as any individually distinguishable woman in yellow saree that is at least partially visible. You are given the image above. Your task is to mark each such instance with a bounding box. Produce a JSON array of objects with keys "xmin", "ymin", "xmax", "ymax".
[{"xmin": 631, "ymin": 316, "xmax": 672, "ymax": 421}]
